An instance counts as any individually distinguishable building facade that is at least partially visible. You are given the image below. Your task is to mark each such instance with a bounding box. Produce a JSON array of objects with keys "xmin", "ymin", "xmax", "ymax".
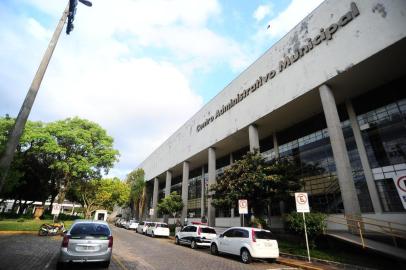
[{"xmin": 139, "ymin": 0, "xmax": 406, "ymax": 227}]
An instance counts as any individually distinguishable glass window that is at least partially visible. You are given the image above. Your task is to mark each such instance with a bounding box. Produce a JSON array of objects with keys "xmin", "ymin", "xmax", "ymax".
[
  {"xmin": 223, "ymin": 229, "xmax": 234, "ymax": 237},
  {"xmin": 375, "ymin": 179, "xmax": 405, "ymax": 212},
  {"xmin": 189, "ymin": 226, "xmax": 197, "ymax": 232},
  {"xmin": 234, "ymin": 229, "xmax": 249, "ymax": 238},
  {"xmin": 255, "ymin": 230, "xmax": 273, "ymax": 239},
  {"xmin": 201, "ymin": 227, "xmax": 216, "ymax": 234},
  {"xmin": 71, "ymin": 223, "xmax": 110, "ymax": 236}
]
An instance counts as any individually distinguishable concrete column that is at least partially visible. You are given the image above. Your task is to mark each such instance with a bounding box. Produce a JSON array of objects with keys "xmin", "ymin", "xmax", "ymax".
[
  {"xmin": 249, "ymin": 124, "xmax": 260, "ymax": 152},
  {"xmin": 152, "ymin": 177, "xmax": 159, "ymax": 221},
  {"xmin": 346, "ymin": 100, "xmax": 382, "ymax": 213},
  {"xmin": 319, "ymin": 85, "xmax": 361, "ymax": 217},
  {"xmin": 229, "ymin": 153, "xmax": 235, "ymax": 217},
  {"xmin": 207, "ymin": 147, "xmax": 216, "ymax": 227},
  {"xmin": 273, "ymin": 132, "xmax": 280, "ymax": 159},
  {"xmin": 201, "ymin": 166, "xmax": 205, "ymax": 217},
  {"xmin": 273, "ymin": 132, "xmax": 285, "ymax": 216},
  {"xmin": 181, "ymin": 161, "xmax": 189, "ymax": 224},
  {"xmin": 165, "ymin": 171, "xmax": 172, "ymax": 197}
]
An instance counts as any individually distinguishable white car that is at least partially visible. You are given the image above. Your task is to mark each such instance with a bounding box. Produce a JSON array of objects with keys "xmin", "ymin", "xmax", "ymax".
[
  {"xmin": 146, "ymin": 222, "xmax": 170, "ymax": 237},
  {"xmin": 137, "ymin": 221, "xmax": 153, "ymax": 234},
  {"xmin": 125, "ymin": 220, "xmax": 139, "ymax": 230},
  {"xmin": 210, "ymin": 227, "xmax": 279, "ymax": 264},
  {"xmin": 175, "ymin": 224, "xmax": 217, "ymax": 249}
]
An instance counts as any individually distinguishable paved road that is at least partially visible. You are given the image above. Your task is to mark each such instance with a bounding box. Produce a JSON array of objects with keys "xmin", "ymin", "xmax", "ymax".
[{"xmin": 0, "ymin": 227, "xmax": 296, "ymax": 270}]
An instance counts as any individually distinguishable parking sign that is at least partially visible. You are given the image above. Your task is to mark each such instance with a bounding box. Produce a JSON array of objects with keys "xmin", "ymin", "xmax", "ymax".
[
  {"xmin": 238, "ymin": 199, "xmax": 248, "ymax": 214},
  {"xmin": 295, "ymin": 193, "xmax": 310, "ymax": 213},
  {"xmin": 393, "ymin": 175, "xmax": 406, "ymax": 210},
  {"xmin": 51, "ymin": 203, "xmax": 61, "ymax": 215}
]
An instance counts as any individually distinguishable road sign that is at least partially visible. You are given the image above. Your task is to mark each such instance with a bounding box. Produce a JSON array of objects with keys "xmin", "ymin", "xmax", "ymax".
[
  {"xmin": 295, "ymin": 192, "xmax": 310, "ymax": 213},
  {"xmin": 393, "ymin": 175, "xmax": 406, "ymax": 210},
  {"xmin": 238, "ymin": 199, "xmax": 248, "ymax": 214},
  {"xmin": 149, "ymin": 208, "xmax": 154, "ymax": 216},
  {"xmin": 51, "ymin": 204, "xmax": 61, "ymax": 215}
]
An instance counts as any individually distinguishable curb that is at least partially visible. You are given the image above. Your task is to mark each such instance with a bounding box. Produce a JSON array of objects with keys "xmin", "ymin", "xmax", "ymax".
[
  {"xmin": 0, "ymin": 231, "xmax": 38, "ymax": 235},
  {"xmin": 280, "ymin": 252, "xmax": 376, "ymax": 270},
  {"xmin": 277, "ymin": 257, "xmax": 324, "ymax": 270}
]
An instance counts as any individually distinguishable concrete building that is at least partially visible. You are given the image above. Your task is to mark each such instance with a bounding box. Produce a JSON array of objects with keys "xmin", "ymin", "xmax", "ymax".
[{"xmin": 138, "ymin": 0, "xmax": 406, "ymax": 228}]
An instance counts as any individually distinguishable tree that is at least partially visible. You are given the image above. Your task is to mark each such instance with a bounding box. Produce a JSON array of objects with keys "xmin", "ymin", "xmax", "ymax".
[
  {"xmin": 210, "ymin": 150, "xmax": 308, "ymax": 219},
  {"xmin": 285, "ymin": 212, "xmax": 327, "ymax": 248},
  {"xmin": 126, "ymin": 168, "xmax": 146, "ymax": 220},
  {"xmin": 46, "ymin": 117, "xmax": 119, "ymax": 203},
  {"xmin": 67, "ymin": 178, "xmax": 130, "ymax": 219},
  {"xmin": 157, "ymin": 191, "xmax": 184, "ymax": 219}
]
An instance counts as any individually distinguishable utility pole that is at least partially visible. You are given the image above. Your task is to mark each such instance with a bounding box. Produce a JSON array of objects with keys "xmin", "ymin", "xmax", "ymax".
[{"xmin": 0, "ymin": 0, "xmax": 92, "ymax": 193}]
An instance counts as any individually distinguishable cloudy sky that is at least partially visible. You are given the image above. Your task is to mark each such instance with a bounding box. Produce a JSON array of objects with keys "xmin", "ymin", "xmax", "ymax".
[{"xmin": 0, "ymin": 0, "xmax": 323, "ymax": 179}]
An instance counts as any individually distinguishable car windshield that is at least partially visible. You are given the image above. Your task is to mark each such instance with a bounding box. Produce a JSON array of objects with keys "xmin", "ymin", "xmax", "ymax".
[
  {"xmin": 254, "ymin": 230, "xmax": 273, "ymax": 239},
  {"xmin": 201, "ymin": 227, "xmax": 216, "ymax": 234},
  {"xmin": 157, "ymin": 224, "xmax": 168, "ymax": 228},
  {"xmin": 70, "ymin": 223, "xmax": 110, "ymax": 237}
]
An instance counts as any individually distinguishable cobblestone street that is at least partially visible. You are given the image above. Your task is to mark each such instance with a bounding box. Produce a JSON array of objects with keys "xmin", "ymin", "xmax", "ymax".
[{"xmin": 0, "ymin": 227, "xmax": 296, "ymax": 270}]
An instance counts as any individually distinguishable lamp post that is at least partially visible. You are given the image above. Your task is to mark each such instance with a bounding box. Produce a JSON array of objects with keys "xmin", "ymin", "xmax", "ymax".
[{"xmin": 0, "ymin": 0, "xmax": 92, "ymax": 193}]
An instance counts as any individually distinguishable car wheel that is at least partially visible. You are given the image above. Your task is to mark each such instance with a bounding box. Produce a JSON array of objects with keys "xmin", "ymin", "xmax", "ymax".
[
  {"xmin": 210, "ymin": 244, "xmax": 218, "ymax": 255},
  {"xmin": 175, "ymin": 237, "xmax": 180, "ymax": 245},
  {"xmin": 191, "ymin": 240, "xmax": 197, "ymax": 249},
  {"xmin": 100, "ymin": 260, "xmax": 110, "ymax": 268},
  {"xmin": 241, "ymin": 248, "xmax": 252, "ymax": 264}
]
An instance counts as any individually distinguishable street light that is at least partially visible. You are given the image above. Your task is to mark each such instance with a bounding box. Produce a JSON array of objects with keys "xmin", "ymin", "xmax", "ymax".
[{"xmin": 0, "ymin": 0, "xmax": 92, "ymax": 193}]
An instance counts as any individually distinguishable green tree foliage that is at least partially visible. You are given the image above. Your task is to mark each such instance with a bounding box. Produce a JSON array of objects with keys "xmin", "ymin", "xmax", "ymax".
[
  {"xmin": 126, "ymin": 168, "xmax": 146, "ymax": 220},
  {"xmin": 157, "ymin": 191, "xmax": 184, "ymax": 219},
  {"xmin": 67, "ymin": 178, "xmax": 130, "ymax": 219},
  {"xmin": 285, "ymin": 212, "xmax": 327, "ymax": 248},
  {"xmin": 0, "ymin": 116, "xmax": 119, "ymax": 212},
  {"xmin": 210, "ymin": 150, "xmax": 312, "ymax": 217}
]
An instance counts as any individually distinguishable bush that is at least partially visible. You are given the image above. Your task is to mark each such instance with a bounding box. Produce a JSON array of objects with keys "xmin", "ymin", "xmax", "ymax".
[
  {"xmin": 285, "ymin": 212, "xmax": 327, "ymax": 248},
  {"xmin": 249, "ymin": 217, "xmax": 269, "ymax": 230},
  {"xmin": 17, "ymin": 218, "xmax": 25, "ymax": 223}
]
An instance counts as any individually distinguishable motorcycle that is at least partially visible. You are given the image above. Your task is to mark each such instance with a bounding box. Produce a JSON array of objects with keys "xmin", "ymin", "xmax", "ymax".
[{"xmin": 38, "ymin": 222, "xmax": 67, "ymax": 236}]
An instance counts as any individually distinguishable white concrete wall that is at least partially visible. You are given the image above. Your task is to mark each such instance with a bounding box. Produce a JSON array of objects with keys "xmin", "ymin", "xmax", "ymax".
[{"xmin": 139, "ymin": 0, "xmax": 406, "ymax": 180}]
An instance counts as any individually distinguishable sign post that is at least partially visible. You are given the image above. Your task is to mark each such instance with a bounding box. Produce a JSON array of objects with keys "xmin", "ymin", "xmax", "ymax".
[
  {"xmin": 51, "ymin": 203, "xmax": 61, "ymax": 223},
  {"xmin": 393, "ymin": 175, "xmax": 406, "ymax": 210},
  {"xmin": 149, "ymin": 208, "xmax": 154, "ymax": 216},
  {"xmin": 295, "ymin": 192, "xmax": 311, "ymax": 262},
  {"xmin": 238, "ymin": 199, "xmax": 248, "ymax": 227}
]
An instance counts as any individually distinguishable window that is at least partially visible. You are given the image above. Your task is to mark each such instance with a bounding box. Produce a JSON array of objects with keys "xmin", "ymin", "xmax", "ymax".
[
  {"xmin": 71, "ymin": 223, "xmax": 110, "ymax": 237},
  {"xmin": 223, "ymin": 229, "xmax": 235, "ymax": 237},
  {"xmin": 190, "ymin": 226, "xmax": 197, "ymax": 232},
  {"xmin": 255, "ymin": 230, "xmax": 273, "ymax": 240},
  {"xmin": 201, "ymin": 227, "xmax": 216, "ymax": 234},
  {"xmin": 157, "ymin": 224, "xmax": 168, "ymax": 228},
  {"xmin": 233, "ymin": 229, "xmax": 248, "ymax": 238},
  {"xmin": 182, "ymin": 226, "xmax": 190, "ymax": 232}
]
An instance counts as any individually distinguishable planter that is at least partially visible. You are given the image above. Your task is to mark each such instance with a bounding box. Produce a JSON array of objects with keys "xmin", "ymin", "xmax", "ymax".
[{"xmin": 34, "ymin": 206, "xmax": 44, "ymax": 220}]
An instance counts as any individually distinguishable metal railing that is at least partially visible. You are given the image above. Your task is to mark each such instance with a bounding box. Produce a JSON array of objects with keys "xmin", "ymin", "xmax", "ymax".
[{"xmin": 326, "ymin": 215, "xmax": 406, "ymax": 248}]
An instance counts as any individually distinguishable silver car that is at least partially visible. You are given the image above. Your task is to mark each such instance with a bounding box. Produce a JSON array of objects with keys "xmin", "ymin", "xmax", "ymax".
[{"xmin": 57, "ymin": 220, "xmax": 113, "ymax": 269}]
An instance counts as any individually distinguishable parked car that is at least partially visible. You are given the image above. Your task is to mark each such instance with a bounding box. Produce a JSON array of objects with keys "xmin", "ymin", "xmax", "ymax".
[
  {"xmin": 146, "ymin": 222, "xmax": 170, "ymax": 237},
  {"xmin": 175, "ymin": 224, "xmax": 217, "ymax": 249},
  {"xmin": 125, "ymin": 220, "xmax": 139, "ymax": 230},
  {"xmin": 210, "ymin": 227, "xmax": 279, "ymax": 264},
  {"xmin": 115, "ymin": 218, "xmax": 124, "ymax": 227},
  {"xmin": 57, "ymin": 220, "xmax": 113, "ymax": 269},
  {"xmin": 137, "ymin": 221, "xmax": 153, "ymax": 234},
  {"xmin": 120, "ymin": 219, "xmax": 129, "ymax": 228}
]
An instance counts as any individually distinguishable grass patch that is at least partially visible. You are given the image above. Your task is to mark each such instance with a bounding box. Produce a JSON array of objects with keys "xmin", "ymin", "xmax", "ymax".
[
  {"xmin": 0, "ymin": 219, "xmax": 75, "ymax": 231},
  {"xmin": 279, "ymin": 240, "xmax": 351, "ymax": 262}
]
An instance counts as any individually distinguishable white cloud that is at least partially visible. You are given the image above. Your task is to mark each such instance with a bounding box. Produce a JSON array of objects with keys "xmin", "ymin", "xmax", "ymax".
[
  {"xmin": 265, "ymin": 0, "xmax": 324, "ymax": 38},
  {"xmin": 253, "ymin": 4, "xmax": 272, "ymax": 22}
]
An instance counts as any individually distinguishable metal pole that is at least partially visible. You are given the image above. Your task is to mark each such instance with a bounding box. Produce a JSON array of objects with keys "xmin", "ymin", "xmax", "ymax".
[
  {"xmin": 0, "ymin": 4, "xmax": 69, "ymax": 193},
  {"xmin": 303, "ymin": 212, "xmax": 311, "ymax": 262}
]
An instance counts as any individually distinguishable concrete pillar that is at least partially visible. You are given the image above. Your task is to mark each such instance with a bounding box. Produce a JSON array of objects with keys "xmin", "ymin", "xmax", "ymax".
[
  {"xmin": 207, "ymin": 147, "xmax": 216, "ymax": 227},
  {"xmin": 229, "ymin": 153, "xmax": 235, "ymax": 217},
  {"xmin": 201, "ymin": 166, "xmax": 205, "ymax": 217},
  {"xmin": 319, "ymin": 85, "xmax": 361, "ymax": 218},
  {"xmin": 273, "ymin": 132, "xmax": 280, "ymax": 159},
  {"xmin": 249, "ymin": 124, "xmax": 260, "ymax": 152},
  {"xmin": 152, "ymin": 177, "xmax": 159, "ymax": 221},
  {"xmin": 181, "ymin": 161, "xmax": 189, "ymax": 224},
  {"xmin": 165, "ymin": 171, "xmax": 172, "ymax": 197},
  {"xmin": 346, "ymin": 100, "xmax": 382, "ymax": 213}
]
